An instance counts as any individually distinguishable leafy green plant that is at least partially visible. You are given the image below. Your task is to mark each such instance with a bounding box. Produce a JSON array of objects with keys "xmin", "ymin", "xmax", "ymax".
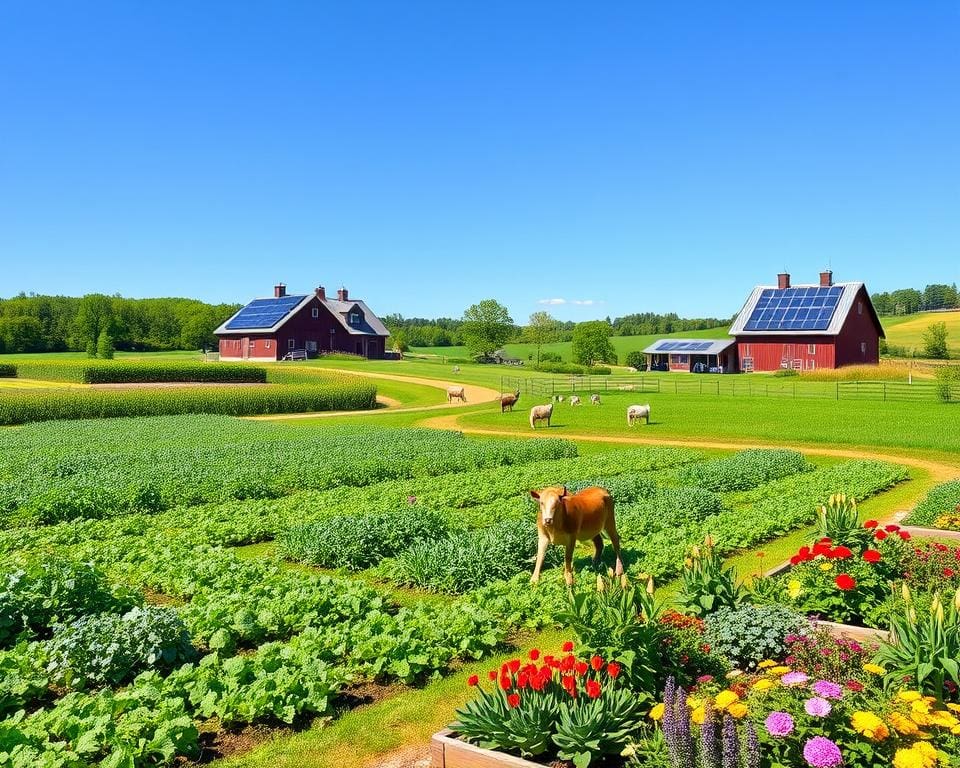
[
  {"xmin": 877, "ymin": 585, "xmax": 960, "ymax": 704},
  {"xmin": 677, "ymin": 536, "xmax": 746, "ymax": 618},
  {"xmin": 703, "ymin": 604, "xmax": 807, "ymax": 669},
  {"xmin": 677, "ymin": 449, "xmax": 811, "ymax": 493},
  {"xmin": 815, "ymin": 493, "xmax": 870, "ymax": 550}
]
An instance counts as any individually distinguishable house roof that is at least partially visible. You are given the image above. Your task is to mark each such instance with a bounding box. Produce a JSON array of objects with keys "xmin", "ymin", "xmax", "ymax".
[
  {"xmin": 729, "ymin": 282, "xmax": 885, "ymax": 338},
  {"xmin": 642, "ymin": 338, "xmax": 736, "ymax": 355},
  {"xmin": 214, "ymin": 293, "xmax": 390, "ymax": 337}
]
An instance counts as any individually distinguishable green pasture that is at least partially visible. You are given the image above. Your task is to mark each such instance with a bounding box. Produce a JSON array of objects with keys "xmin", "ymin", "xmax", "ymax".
[{"xmin": 881, "ymin": 309, "xmax": 960, "ymax": 356}]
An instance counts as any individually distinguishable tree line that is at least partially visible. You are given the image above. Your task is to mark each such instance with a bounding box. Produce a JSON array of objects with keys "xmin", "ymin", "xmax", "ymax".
[
  {"xmin": 871, "ymin": 284, "xmax": 959, "ymax": 316},
  {"xmin": 0, "ymin": 294, "xmax": 241, "ymax": 354}
]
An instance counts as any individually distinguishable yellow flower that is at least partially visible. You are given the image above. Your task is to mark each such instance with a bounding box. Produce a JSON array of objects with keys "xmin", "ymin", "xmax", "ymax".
[
  {"xmin": 863, "ymin": 663, "xmax": 886, "ymax": 675},
  {"xmin": 898, "ymin": 691, "xmax": 923, "ymax": 703},
  {"xmin": 686, "ymin": 696, "xmax": 702, "ymax": 710},
  {"xmin": 649, "ymin": 703, "xmax": 665, "ymax": 721},
  {"xmin": 757, "ymin": 660, "xmax": 775, "ymax": 669},
  {"xmin": 787, "ymin": 579, "xmax": 802, "ymax": 599},
  {"xmin": 893, "ymin": 747, "xmax": 932, "ymax": 768},
  {"xmin": 851, "ymin": 711, "xmax": 889, "ymax": 740},
  {"xmin": 819, "ymin": 562, "xmax": 834, "ymax": 571},
  {"xmin": 691, "ymin": 705, "xmax": 706, "ymax": 725},
  {"xmin": 767, "ymin": 665, "xmax": 791, "ymax": 676},
  {"xmin": 911, "ymin": 700, "xmax": 933, "ymax": 717},
  {"xmin": 889, "ymin": 712, "xmax": 921, "ymax": 736},
  {"xmin": 947, "ymin": 703, "xmax": 960, "ymax": 713},
  {"xmin": 751, "ymin": 678, "xmax": 774, "ymax": 692},
  {"xmin": 714, "ymin": 690, "xmax": 740, "ymax": 711},
  {"xmin": 926, "ymin": 709, "xmax": 959, "ymax": 728},
  {"xmin": 727, "ymin": 702, "xmax": 748, "ymax": 719}
]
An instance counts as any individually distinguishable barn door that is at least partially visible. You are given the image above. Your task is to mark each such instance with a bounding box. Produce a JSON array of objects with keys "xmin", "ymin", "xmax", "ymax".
[{"xmin": 242, "ymin": 337, "xmax": 250, "ymax": 360}]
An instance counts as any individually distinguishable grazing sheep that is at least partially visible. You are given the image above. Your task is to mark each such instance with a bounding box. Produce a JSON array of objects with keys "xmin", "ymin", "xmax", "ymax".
[
  {"xmin": 590, "ymin": 394, "xmax": 601, "ymax": 406},
  {"xmin": 500, "ymin": 389, "xmax": 521, "ymax": 413},
  {"xmin": 569, "ymin": 395, "xmax": 581, "ymax": 406},
  {"xmin": 530, "ymin": 403, "xmax": 554, "ymax": 429},
  {"xmin": 552, "ymin": 394, "xmax": 564, "ymax": 403},
  {"xmin": 626, "ymin": 404, "xmax": 651, "ymax": 426},
  {"xmin": 452, "ymin": 365, "xmax": 460, "ymax": 374},
  {"xmin": 447, "ymin": 386, "xmax": 466, "ymax": 403}
]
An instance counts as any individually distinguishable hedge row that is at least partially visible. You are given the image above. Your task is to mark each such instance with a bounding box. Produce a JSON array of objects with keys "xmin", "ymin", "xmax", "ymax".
[
  {"xmin": 903, "ymin": 480, "xmax": 960, "ymax": 527},
  {"xmin": 0, "ymin": 382, "xmax": 377, "ymax": 425},
  {"xmin": 13, "ymin": 360, "xmax": 267, "ymax": 384},
  {"xmin": 0, "ymin": 364, "xmax": 15, "ymax": 378},
  {"xmin": 532, "ymin": 362, "xmax": 612, "ymax": 375}
]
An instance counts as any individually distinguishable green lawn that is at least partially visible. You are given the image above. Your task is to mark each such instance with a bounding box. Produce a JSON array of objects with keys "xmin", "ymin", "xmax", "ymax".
[{"xmin": 881, "ymin": 310, "xmax": 960, "ymax": 357}]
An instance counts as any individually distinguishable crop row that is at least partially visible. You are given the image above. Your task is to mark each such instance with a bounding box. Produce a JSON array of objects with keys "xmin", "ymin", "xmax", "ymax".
[
  {"xmin": 10, "ymin": 359, "xmax": 269, "ymax": 384},
  {"xmin": 0, "ymin": 419, "xmax": 578, "ymax": 525},
  {"xmin": 676, "ymin": 448, "xmax": 811, "ymax": 492},
  {"xmin": 902, "ymin": 480, "xmax": 960, "ymax": 527}
]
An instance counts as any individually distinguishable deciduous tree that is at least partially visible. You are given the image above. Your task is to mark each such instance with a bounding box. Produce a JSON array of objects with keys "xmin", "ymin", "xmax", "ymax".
[{"xmin": 461, "ymin": 299, "xmax": 514, "ymax": 358}]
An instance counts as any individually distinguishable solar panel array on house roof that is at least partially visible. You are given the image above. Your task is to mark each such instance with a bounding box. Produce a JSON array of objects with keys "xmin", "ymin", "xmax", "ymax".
[
  {"xmin": 224, "ymin": 295, "xmax": 306, "ymax": 330},
  {"xmin": 743, "ymin": 286, "xmax": 843, "ymax": 332},
  {"xmin": 654, "ymin": 341, "xmax": 714, "ymax": 352}
]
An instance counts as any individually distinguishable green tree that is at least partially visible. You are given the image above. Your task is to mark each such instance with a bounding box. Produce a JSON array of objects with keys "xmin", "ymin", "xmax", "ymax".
[
  {"xmin": 571, "ymin": 320, "xmax": 616, "ymax": 366},
  {"xmin": 73, "ymin": 293, "xmax": 114, "ymax": 351},
  {"xmin": 922, "ymin": 322, "xmax": 949, "ymax": 359},
  {"xmin": 461, "ymin": 299, "xmax": 514, "ymax": 358},
  {"xmin": 96, "ymin": 329, "xmax": 115, "ymax": 359},
  {"xmin": 390, "ymin": 330, "xmax": 409, "ymax": 353},
  {"xmin": 524, "ymin": 311, "xmax": 560, "ymax": 365}
]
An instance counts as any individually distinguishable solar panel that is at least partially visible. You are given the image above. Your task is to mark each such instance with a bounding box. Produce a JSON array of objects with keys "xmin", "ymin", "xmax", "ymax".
[
  {"xmin": 225, "ymin": 295, "xmax": 306, "ymax": 330},
  {"xmin": 743, "ymin": 287, "xmax": 843, "ymax": 332}
]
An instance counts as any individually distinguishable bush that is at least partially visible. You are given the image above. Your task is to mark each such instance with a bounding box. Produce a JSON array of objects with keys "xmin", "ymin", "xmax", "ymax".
[
  {"xmin": 532, "ymin": 362, "xmax": 612, "ymax": 375},
  {"xmin": 903, "ymin": 481, "xmax": 960, "ymax": 527},
  {"xmin": 278, "ymin": 507, "xmax": 449, "ymax": 570},
  {"xmin": 677, "ymin": 449, "xmax": 811, "ymax": 493},
  {"xmin": 47, "ymin": 605, "xmax": 195, "ymax": 688},
  {"xmin": 539, "ymin": 351, "xmax": 562, "ymax": 363},
  {"xmin": 935, "ymin": 365, "xmax": 960, "ymax": 402},
  {"xmin": 772, "ymin": 367, "xmax": 799, "ymax": 377},
  {"xmin": 0, "ymin": 364, "xmax": 15, "ymax": 378},
  {"xmin": 703, "ymin": 603, "xmax": 808, "ymax": 669},
  {"xmin": 0, "ymin": 558, "xmax": 136, "ymax": 646},
  {"xmin": 623, "ymin": 350, "xmax": 645, "ymax": 370},
  {"xmin": 13, "ymin": 360, "xmax": 268, "ymax": 384}
]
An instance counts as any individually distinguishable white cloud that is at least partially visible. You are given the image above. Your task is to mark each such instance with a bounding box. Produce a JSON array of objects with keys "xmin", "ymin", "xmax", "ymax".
[
  {"xmin": 571, "ymin": 299, "xmax": 599, "ymax": 306},
  {"xmin": 537, "ymin": 298, "xmax": 567, "ymax": 305}
]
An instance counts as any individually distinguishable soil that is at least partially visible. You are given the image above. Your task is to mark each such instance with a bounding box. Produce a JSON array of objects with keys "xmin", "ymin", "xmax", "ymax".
[{"xmin": 186, "ymin": 722, "xmax": 293, "ymax": 764}]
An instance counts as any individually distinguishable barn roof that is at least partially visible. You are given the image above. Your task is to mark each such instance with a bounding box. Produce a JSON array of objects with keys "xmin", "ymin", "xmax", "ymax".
[
  {"xmin": 642, "ymin": 338, "xmax": 736, "ymax": 355},
  {"xmin": 729, "ymin": 282, "xmax": 885, "ymax": 338},
  {"xmin": 214, "ymin": 292, "xmax": 389, "ymax": 337}
]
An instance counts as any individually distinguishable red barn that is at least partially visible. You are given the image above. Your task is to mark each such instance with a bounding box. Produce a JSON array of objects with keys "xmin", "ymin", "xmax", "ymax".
[
  {"xmin": 214, "ymin": 283, "xmax": 390, "ymax": 361},
  {"xmin": 729, "ymin": 271, "xmax": 884, "ymax": 372}
]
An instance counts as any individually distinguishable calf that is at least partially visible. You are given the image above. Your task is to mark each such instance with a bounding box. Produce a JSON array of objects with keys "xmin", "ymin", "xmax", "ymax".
[
  {"xmin": 500, "ymin": 389, "xmax": 521, "ymax": 413},
  {"xmin": 590, "ymin": 393, "xmax": 601, "ymax": 405},
  {"xmin": 447, "ymin": 386, "xmax": 466, "ymax": 403},
  {"xmin": 627, "ymin": 404, "xmax": 651, "ymax": 425},
  {"xmin": 529, "ymin": 485, "xmax": 623, "ymax": 586},
  {"xmin": 569, "ymin": 395, "xmax": 581, "ymax": 406}
]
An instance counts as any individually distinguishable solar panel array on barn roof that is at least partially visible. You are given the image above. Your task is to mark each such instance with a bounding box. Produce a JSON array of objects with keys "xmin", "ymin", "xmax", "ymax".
[
  {"xmin": 742, "ymin": 286, "xmax": 843, "ymax": 332},
  {"xmin": 224, "ymin": 295, "xmax": 307, "ymax": 330}
]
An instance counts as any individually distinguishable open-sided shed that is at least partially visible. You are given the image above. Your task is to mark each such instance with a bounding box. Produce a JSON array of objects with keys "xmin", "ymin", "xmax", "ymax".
[{"xmin": 642, "ymin": 338, "xmax": 738, "ymax": 373}]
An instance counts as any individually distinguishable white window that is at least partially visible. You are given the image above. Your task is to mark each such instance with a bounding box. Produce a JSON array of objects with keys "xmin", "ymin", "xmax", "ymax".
[
  {"xmin": 861, "ymin": 341, "xmax": 867, "ymax": 354},
  {"xmin": 808, "ymin": 344, "xmax": 816, "ymax": 355},
  {"xmin": 265, "ymin": 340, "xmax": 272, "ymax": 349},
  {"xmin": 312, "ymin": 307, "xmax": 319, "ymax": 318},
  {"xmin": 349, "ymin": 312, "xmax": 361, "ymax": 325},
  {"xmin": 305, "ymin": 340, "xmax": 318, "ymax": 352},
  {"xmin": 742, "ymin": 357, "xmax": 754, "ymax": 372},
  {"xmin": 806, "ymin": 359, "xmax": 816, "ymax": 370},
  {"xmin": 288, "ymin": 338, "xmax": 295, "ymax": 350}
]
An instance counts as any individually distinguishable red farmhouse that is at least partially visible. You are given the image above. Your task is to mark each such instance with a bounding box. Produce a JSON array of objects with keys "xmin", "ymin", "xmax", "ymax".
[
  {"xmin": 215, "ymin": 283, "xmax": 390, "ymax": 361},
  {"xmin": 729, "ymin": 271, "xmax": 884, "ymax": 372}
]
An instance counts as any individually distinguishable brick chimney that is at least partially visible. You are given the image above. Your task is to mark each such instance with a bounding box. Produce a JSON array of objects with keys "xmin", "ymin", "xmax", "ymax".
[
  {"xmin": 337, "ymin": 287, "xmax": 348, "ymax": 302},
  {"xmin": 777, "ymin": 272, "xmax": 790, "ymax": 290},
  {"xmin": 819, "ymin": 270, "xmax": 833, "ymax": 287},
  {"xmin": 274, "ymin": 283, "xmax": 286, "ymax": 298},
  {"xmin": 315, "ymin": 286, "xmax": 326, "ymax": 300}
]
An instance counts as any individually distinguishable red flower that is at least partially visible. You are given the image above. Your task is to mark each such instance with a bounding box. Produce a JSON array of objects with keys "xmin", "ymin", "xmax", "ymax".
[
  {"xmin": 508, "ymin": 659, "xmax": 521, "ymax": 674},
  {"xmin": 488, "ymin": 670, "xmax": 497, "ymax": 681},
  {"xmin": 574, "ymin": 661, "xmax": 589, "ymax": 676},
  {"xmin": 562, "ymin": 641, "xmax": 575, "ymax": 652},
  {"xmin": 898, "ymin": 530, "xmax": 911, "ymax": 541},
  {"xmin": 702, "ymin": 643, "xmax": 711, "ymax": 653},
  {"xmin": 499, "ymin": 675, "xmax": 512, "ymax": 691},
  {"xmin": 528, "ymin": 649, "xmax": 540, "ymax": 661},
  {"xmin": 874, "ymin": 530, "xmax": 888, "ymax": 541},
  {"xmin": 517, "ymin": 673, "xmax": 529, "ymax": 689},
  {"xmin": 835, "ymin": 573, "xmax": 856, "ymax": 591},
  {"xmin": 468, "ymin": 675, "xmax": 479, "ymax": 687},
  {"xmin": 830, "ymin": 546, "xmax": 853, "ymax": 560},
  {"xmin": 934, "ymin": 543, "xmax": 949, "ymax": 552},
  {"xmin": 585, "ymin": 680, "xmax": 602, "ymax": 699},
  {"xmin": 790, "ymin": 555, "xmax": 801, "ymax": 566},
  {"xmin": 507, "ymin": 693, "xmax": 520, "ymax": 708},
  {"xmin": 813, "ymin": 542, "xmax": 832, "ymax": 557},
  {"xmin": 845, "ymin": 680, "xmax": 865, "ymax": 692},
  {"xmin": 561, "ymin": 675, "xmax": 576, "ymax": 695},
  {"xmin": 543, "ymin": 655, "xmax": 557, "ymax": 667},
  {"xmin": 820, "ymin": 537, "xmax": 833, "ymax": 544},
  {"xmin": 864, "ymin": 520, "xmax": 879, "ymax": 529},
  {"xmin": 590, "ymin": 655, "xmax": 604, "ymax": 671},
  {"xmin": 863, "ymin": 549, "xmax": 882, "ymax": 563},
  {"xmin": 756, "ymin": 551, "xmax": 765, "ymax": 558},
  {"xmin": 560, "ymin": 655, "xmax": 575, "ymax": 672},
  {"xmin": 944, "ymin": 568, "xmax": 955, "ymax": 578},
  {"xmin": 606, "ymin": 662, "xmax": 621, "ymax": 678},
  {"xmin": 884, "ymin": 524, "xmax": 900, "ymax": 532}
]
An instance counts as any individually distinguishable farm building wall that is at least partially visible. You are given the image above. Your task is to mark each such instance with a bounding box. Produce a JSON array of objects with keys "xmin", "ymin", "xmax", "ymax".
[
  {"xmin": 735, "ymin": 336, "xmax": 836, "ymax": 372},
  {"xmin": 834, "ymin": 286, "xmax": 881, "ymax": 367},
  {"xmin": 219, "ymin": 335, "xmax": 278, "ymax": 361}
]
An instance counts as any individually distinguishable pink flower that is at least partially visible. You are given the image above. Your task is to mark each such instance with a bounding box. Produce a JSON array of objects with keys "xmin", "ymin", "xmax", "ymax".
[
  {"xmin": 765, "ymin": 712, "xmax": 794, "ymax": 737},
  {"xmin": 804, "ymin": 697, "xmax": 832, "ymax": 717},
  {"xmin": 812, "ymin": 680, "xmax": 843, "ymax": 700},
  {"xmin": 803, "ymin": 736, "xmax": 842, "ymax": 768}
]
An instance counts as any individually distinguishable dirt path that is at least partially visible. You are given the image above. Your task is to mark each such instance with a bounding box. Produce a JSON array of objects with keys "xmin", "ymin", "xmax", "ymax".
[
  {"xmin": 417, "ymin": 414, "xmax": 960, "ymax": 482},
  {"xmin": 246, "ymin": 370, "xmax": 500, "ymax": 420}
]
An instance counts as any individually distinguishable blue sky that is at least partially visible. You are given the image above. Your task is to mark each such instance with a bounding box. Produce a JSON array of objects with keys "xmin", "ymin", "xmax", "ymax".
[{"xmin": 1, "ymin": 2, "xmax": 957, "ymax": 321}]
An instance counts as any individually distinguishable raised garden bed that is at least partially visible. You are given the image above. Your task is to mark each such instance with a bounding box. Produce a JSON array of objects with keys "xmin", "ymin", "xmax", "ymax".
[{"xmin": 432, "ymin": 730, "xmax": 541, "ymax": 768}]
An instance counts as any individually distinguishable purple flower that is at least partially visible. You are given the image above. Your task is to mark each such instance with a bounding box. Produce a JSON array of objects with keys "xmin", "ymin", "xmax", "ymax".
[
  {"xmin": 804, "ymin": 697, "xmax": 832, "ymax": 717},
  {"xmin": 811, "ymin": 680, "xmax": 843, "ymax": 700},
  {"xmin": 746, "ymin": 721, "xmax": 760, "ymax": 768},
  {"xmin": 781, "ymin": 671, "xmax": 809, "ymax": 686},
  {"xmin": 803, "ymin": 736, "xmax": 842, "ymax": 768},
  {"xmin": 764, "ymin": 711, "xmax": 794, "ymax": 737}
]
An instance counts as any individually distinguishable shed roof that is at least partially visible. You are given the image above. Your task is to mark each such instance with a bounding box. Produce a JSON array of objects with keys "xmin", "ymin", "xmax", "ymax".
[{"xmin": 642, "ymin": 338, "xmax": 736, "ymax": 355}]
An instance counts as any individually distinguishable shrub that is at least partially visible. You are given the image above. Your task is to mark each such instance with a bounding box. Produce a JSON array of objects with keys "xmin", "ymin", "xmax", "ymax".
[
  {"xmin": 0, "ymin": 558, "xmax": 136, "ymax": 646},
  {"xmin": 532, "ymin": 362, "xmax": 612, "ymax": 375},
  {"xmin": 0, "ymin": 364, "xmax": 15, "ymax": 378},
  {"xmin": 782, "ymin": 627, "xmax": 877, "ymax": 684},
  {"xmin": 278, "ymin": 507, "xmax": 449, "ymax": 570},
  {"xmin": 677, "ymin": 536, "xmax": 746, "ymax": 618},
  {"xmin": 539, "ymin": 351, "xmax": 562, "ymax": 363},
  {"xmin": 905, "ymin": 481, "xmax": 960, "ymax": 527},
  {"xmin": 704, "ymin": 604, "xmax": 808, "ymax": 669},
  {"xmin": 773, "ymin": 367, "xmax": 799, "ymax": 377},
  {"xmin": 623, "ymin": 350, "xmax": 645, "ymax": 370},
  {"xmin": 935, "ymin": 365, "xmax": 960, "ymax": 402},
  {"xmin": 13, "ymin": 360, "xmax": 269, "ymax": 384},
  {"xmin": 677, "ymin": 449, "xmax": 811, "ymax": 493},
  {"xmin": 47, "ymin": 605, "xmax": 195, "ymax": 688}
]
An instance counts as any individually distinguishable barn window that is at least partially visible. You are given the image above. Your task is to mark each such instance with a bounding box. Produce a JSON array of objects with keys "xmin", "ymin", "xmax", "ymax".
[
  {"xmin": 861, "ymin": 341, "xmax": 867, "ymax": 354},
  {"xmin": 288, "ymin": 338, "xmax": 295, "ymax": 349},
  {"xmin": 808, "ymin": 344, "xmax": 816, "ymax": 355},
  {"xmin": 265, "ymin": 340, "xmax": 271, "ymax": 349},
  {"xmin": 858, "ymin": 301, "xmax": 863, "ymax": 315},
  {"xmin": 305, "ymin": 340, "xmax": 317, "ymax": 352},
  {"xmin": 312, "ymin": 307, "xmax": 319, "ymax": 318},
  {"xmin": 349, "ymin": 312, "xmax": 361, "ymax": 325},
  {"xmin": 806, "ymin": 359, "xmax": 816, "ymax": 370}
]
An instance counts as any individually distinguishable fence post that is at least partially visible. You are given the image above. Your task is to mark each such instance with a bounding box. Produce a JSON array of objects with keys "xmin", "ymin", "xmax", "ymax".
[
  {"xmin": 836, "ymin": 381, "xmax": 839, "ymax": 400},
  {"xmin": 675, "ymin": 380, "xmax": 678, "ymax": 394},
  {"xmin": 717, "ymin": 380, "xmax": 720, "ymax": 395},
  {"xmin": 793, "ymin": 383, "xmax": 796, "ymax": 398},
  {"xmin": 883, "ymin": 383, "xmax": 887, "ymax": 402}
]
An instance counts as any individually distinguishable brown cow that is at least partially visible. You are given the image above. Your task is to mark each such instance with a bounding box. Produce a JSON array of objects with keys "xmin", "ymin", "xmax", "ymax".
[
  {"xmin": 446, "ymin": 386, "xmax": 466, "ymax": 403},
  {"xmin": 500, "ymin": 389, "xmax": 521, "ymax": 413},
  {"xmin": 529, "ymin": 485, "xmax": 623, "ymax": 586}
]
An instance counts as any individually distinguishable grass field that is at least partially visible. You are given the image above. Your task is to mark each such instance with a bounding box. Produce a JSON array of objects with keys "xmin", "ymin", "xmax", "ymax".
[{"xmin": 881, "ymin": 309, "xmax": 960, "ymax": 357}]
